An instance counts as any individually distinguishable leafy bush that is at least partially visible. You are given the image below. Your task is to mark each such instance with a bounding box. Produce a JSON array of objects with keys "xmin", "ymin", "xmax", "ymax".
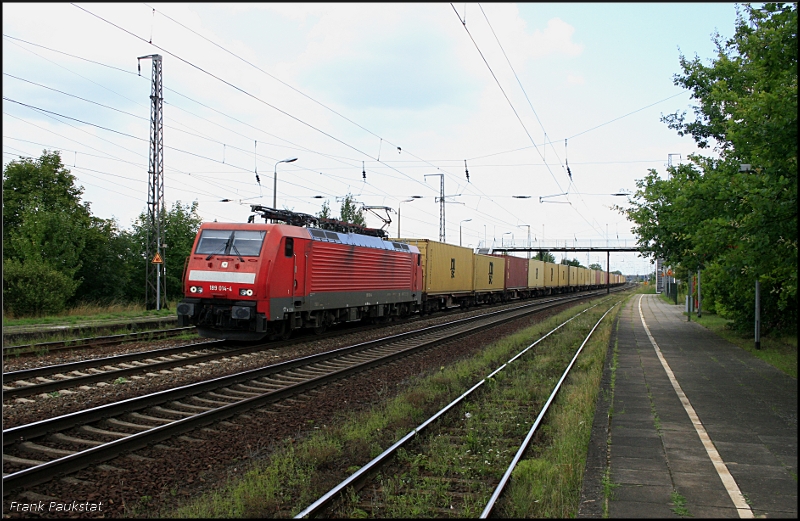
[{"xmin": 3, "ymin": 259, "xmax": 80, "ymax": 316}]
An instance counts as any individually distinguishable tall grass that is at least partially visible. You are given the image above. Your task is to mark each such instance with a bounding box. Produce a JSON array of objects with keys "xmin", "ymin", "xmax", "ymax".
[{"xmin": 3, "ymin": 299, "xmax": 177, "ymax": 326}]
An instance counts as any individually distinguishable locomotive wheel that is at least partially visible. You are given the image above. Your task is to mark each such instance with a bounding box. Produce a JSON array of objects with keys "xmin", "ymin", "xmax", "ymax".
[{"xmin": 313, "ymin": 324, "xmax": 327, "ymax": 335}]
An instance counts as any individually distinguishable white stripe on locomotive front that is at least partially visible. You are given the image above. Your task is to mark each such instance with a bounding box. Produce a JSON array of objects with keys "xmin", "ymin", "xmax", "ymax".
[{"xmin": 188, "ymin": 270, "xmax": 256, "ymax": 284}]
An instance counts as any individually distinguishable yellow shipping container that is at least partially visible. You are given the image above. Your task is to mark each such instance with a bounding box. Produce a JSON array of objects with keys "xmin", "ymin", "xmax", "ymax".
[
  {"xmin": 568, "ymin": 266, "xmax": 578, "ymax": 288},
  {"xmin": 558, "ymin": 264, "xmax": 569, "ymax": 287},
  {"xmin": 528, "ymin": 259, "xmax": 545, "ymax": 288},
  {"xmin": 397, "ymin": 239, "xmax": 474, "ymax": 295},
  {"xmin": 543, "ymin": 261, "xmax": 558, "ymax": 288},
  {"xmin": 474, "ymin": 254, "xmax": 505, "ymax": 293}
]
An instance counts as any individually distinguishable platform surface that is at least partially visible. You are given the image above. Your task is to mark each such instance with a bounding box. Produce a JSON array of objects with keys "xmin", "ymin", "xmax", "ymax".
[{"xmin": 579, "ymin": 293, "xmax": 797, "ymax": 518}]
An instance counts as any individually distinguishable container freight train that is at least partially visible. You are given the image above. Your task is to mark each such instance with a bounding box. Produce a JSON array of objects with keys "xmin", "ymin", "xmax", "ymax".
[{"xmin": 177, "ymin": 206, "xmax": 624, "ymax": 340}]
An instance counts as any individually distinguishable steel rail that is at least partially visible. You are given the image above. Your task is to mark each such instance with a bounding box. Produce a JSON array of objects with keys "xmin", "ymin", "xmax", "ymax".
[
  {"xmin": 293, "ymin": 295, "xmax": 623, "ymax": 518},
  {"xmin": 2, "ymin": 341, "xmax": 229, "ymax": 399},
  {"xmin": 3, "ymin": 291, "xmax": 588, "ymax": 443},
  {"xmin": 2, "ymin": 317, "xmax": 179, "ymax": 346},
  {"xmin": 3, "ymin": 327, "xmax": 196, "ymax": 357},
  {"xmin": 2, "ymin": 290, "xmax": 611, "ymax": 495},
  {"xmin": 3, "ymin": 314, "xmax": 426, "ymax": 399},
  {"xmin": 479, "ymin": 301, "xmax": 619, "ymax": 518}
]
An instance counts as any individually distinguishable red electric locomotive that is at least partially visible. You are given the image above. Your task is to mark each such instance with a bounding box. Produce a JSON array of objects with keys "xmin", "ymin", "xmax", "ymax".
[{"xmin": 177, "ymin": 206, "xmax": 422, "ymax": 341}]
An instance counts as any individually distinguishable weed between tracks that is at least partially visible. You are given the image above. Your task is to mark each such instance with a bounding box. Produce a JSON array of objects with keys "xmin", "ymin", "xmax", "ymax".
[{"xmin": 165, "ymin": 294, "xmax": 626, "ymax": 518}]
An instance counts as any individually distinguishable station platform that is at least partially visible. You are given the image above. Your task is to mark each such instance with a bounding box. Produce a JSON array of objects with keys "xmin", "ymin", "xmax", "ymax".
[{"xmin": 579, "ymin": 293, "xmax": 797, "ymax": 518}]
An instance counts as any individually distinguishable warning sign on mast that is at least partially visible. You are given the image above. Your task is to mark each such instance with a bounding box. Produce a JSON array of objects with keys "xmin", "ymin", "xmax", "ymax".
[{"xmin": 151, "ymin": 252, "xmax": 163, "ymax": 264}]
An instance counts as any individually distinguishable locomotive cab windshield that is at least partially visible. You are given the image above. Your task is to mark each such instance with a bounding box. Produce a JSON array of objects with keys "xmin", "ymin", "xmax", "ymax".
[{"xmin": 195, "ymin": 229, "xmax": 266, "ymax": 258}]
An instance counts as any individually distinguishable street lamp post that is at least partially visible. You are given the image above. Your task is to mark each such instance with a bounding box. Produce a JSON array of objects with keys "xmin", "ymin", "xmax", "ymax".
[
  {"xmin": 397, "ymin": 196, "xmax": 422, "ymax": 238},
  {"xmin": 459, "ymin": 218, "xmax": 472, "ymax": 247},
  {"xmin": 273, "ymin": 157, "xmax": 298, "ymax": 211}
]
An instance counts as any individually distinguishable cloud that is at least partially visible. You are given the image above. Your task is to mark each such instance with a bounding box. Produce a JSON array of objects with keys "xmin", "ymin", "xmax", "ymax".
[
  {"xmin": 531, "ymin": 17, "xmax": 584, "ymax": 59},
  {"xmin": 566, "ymin": 73, "xmax": 585, "ymax": 85}
]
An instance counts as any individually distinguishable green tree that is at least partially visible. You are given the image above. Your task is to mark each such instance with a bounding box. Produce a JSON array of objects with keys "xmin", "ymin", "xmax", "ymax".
[
  {"xmin": 560, "ymin": 258, "xmax": 584, "ymax": 268},
  {"xmin": 589, "ymin": 263, "xmax": 604, "ymax": 271},
  {"xmin": 163, "ymin": 201, "xmax": 203, "ymax": 300},
  {"xmin": 339, "ymin": 193, "xmax": 366, "ymax": 226},
  {"xmin": 317, "ymin": 199, "xmax": 333, "ymax": 219},
  {"xmin": 3, "ymin": 151, "xmax": 92, "ymax": 314},
  {"xmin": 623, "ymin": 3, "xmax": 797, "ymax": 331},
  {"xmin": 73, "ymin": 217, "xmax": 138, "ymax": 305},
  {"xmin": 534, "ymin": 251, "xmax": 556, "ymax": 263},
  {"xmin": 128, "ymin": 201, "xmax": 203, "ymax": 303}
]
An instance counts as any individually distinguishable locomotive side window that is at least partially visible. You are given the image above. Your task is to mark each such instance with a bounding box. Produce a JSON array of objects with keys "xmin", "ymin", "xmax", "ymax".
[{"xmin": 285, "ymin": 237, "xmax": 294, "ymax": 257}]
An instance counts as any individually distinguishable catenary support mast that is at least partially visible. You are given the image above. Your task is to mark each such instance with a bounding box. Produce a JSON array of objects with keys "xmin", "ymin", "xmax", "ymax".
[{"xmin": 139, "ymin": 54, "xmax": 166, "ymax": 310}]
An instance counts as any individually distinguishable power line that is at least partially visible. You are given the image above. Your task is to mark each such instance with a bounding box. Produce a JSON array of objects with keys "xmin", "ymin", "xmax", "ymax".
[
  {"xmin": 466, "ymin": 91, "xmax": 688, "ymax": 162},
  {"xmin": 477, "ymin": 4, "xmax": 566, "ymax": 171},
  {"xmin": 450, "ymin": 2, "xmax": 566, "ymax": 193},
  {"xmin": 5, "ymin": 23, "xmax": 515, "ymax": 232},
  {"xmin": 146, "ymin": 3, "xmax": 394, "ymax": 148},
  {"xmin": 2, "ymin": 39, "xmax": 397, "ymax": 196},
  {"xmin": 72, "ymin": 2, "xmax": 434, "ymax": 195}
]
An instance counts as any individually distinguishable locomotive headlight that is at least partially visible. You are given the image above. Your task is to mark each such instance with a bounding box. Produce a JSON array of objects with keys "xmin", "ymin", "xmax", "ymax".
[
  {"xmin": 190, "ymin": 286, "xmax": 203, "ymax": 294},
  {"xmin": 239, "ymin": 288, "xmax": 254, "ymax": 296}
]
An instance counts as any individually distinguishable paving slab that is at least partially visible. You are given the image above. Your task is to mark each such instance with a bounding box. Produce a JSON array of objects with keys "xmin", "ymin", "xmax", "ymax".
[
  {"xmin": 609, "ymin": 500, "xmax": 677, "ymax": 518},
  {"xmin": 614, "ymin": 484, "xmax": 674, "ymax": 504},
  {"xmin": 578, "ymin": 293, "xmax": 797, "ymax": 518}
]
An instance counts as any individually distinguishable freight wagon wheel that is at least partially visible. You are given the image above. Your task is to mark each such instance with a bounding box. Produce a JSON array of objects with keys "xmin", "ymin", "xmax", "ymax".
[{"xmin": 313, "ymin": 324, "xmax": 327, "ymax": 335}]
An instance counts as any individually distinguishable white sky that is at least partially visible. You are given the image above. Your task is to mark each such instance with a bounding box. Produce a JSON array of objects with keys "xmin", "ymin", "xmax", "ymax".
[{"xmin": 3, "ymin": 3, "xmax": 740, "ymax": 275}]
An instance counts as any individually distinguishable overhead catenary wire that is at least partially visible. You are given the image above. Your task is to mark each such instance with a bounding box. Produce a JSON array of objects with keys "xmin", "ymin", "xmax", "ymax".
[
  {"xmin": 450, "ymin": 2, "xmax": 566, "ymax": 193},
  {"xmin": 5, "ymin": 10, "xmax": 623, "ymax": 244},
  {"xmin": 46, "ymin": 9, "xmax": 515, "ymax": 235},
  {"xmin": 3, "ymin": 31, "xmax": 445, "ymax": 214},
  {"xmin": 142, "ymin": 4, "xmax": 529, "ymax": 231},
  {"xmin": 5, "ymin": 23, "xmax": 522, "ymax": 236},
  {"xmin": 71, "ymin": 2, "xmax": 435, "ymax": 196},
  {"xmin": 454, "ymin": 4, "xmax": 605, "ymax": 238}
]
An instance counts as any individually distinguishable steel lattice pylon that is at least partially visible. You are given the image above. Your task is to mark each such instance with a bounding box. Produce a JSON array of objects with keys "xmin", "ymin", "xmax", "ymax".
[
  {"xmin": 424, "ymin": 173, "xmax": 445, "ymax": 243},
  {"xmin": 139, "ymin": 54, "xmax": 166, "ymax": 310}
]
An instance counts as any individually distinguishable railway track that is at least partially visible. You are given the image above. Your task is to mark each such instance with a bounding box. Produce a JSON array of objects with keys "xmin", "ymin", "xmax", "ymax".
[
  {"xmin": 2, "ymin": 327, "xmax": 196, "ymax": 358},
  {"xmin": 2, "ymin": 290, "xmax": 612, "ymax": 496},
  {"xmin": 2, "ymin": 289, "xmax": 622, "ymax": 401},
  {"xmin": 2, "ymin": 316, "xmax": 179, "ymax": 347},
  {"xmin": 294, "ymin": 298, "xmax": 620, "ymax": 518}
]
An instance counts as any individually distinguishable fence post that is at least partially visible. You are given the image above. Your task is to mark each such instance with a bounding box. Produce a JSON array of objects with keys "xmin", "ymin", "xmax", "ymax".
[
  {"xmin": 687, "ymin": 277, "xmax": 692, "ymax": 322},
  {"xmin": 755, "ymin": 279, "xmax": 761, "ymax": 350},
  {"xmin": 697, "ymin": 270, "xmax": 701, "ymax": 318}
]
